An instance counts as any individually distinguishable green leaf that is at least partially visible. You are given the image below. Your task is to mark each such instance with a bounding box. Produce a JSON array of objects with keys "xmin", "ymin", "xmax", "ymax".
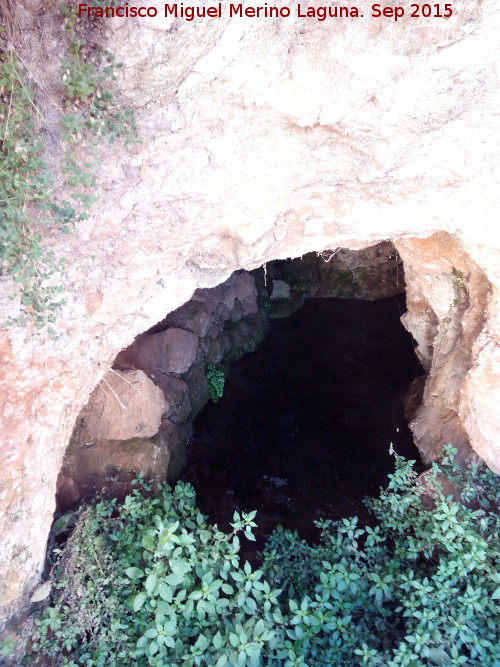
[
  {"xmin": 245, "ymin": 597, "xmax": 257, "ymax": 612},
  {"xmin": 158, "ymin": 582, "xmax": 172, "ymax": 602},
  {"xmin": 133, "ymin": 592, "xmax": 147, "ymax": 612},
  {"xmin": 125, "ymin": 567, "xmax": 144, "ymax": 582},
  {"xmin": 195, "ymin": 634, "xmax": 209, "ymax": 651},
  {"xmin": 145, "ymin": 573, "xmax": 157, "ymax": 596},
  {"xmin": 142, "ymin": 534, "xmax": 155, "ymax": 551},
  {"xmin": 51, "ymin": 512, "xmax": 78, "ymax": 536},
  {"xmin": 189, "ymin": 590, "xmax": 203, "ymax": 600},
  {"xmin": 165, "ymin": 571, "xmax": 184, "ymax": 586}
]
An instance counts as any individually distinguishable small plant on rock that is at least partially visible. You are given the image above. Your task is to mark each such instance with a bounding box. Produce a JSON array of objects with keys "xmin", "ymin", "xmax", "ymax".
[
  {"xmin": 0, "ymin": 52, "xmax": 66, "ymax": 330},
  {"xmin": 0, "ymin": 4, "xmax": 137, "ymax": 331},
  {"xmin": 206, "ymin": 364, "xmax": 225, "ymax": 403}
]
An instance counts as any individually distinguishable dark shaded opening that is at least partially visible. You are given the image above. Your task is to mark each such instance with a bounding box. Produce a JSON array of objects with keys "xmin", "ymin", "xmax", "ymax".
[{"xmin": 181, "ymin": 293, "xmax": 424, "ymax": 555}]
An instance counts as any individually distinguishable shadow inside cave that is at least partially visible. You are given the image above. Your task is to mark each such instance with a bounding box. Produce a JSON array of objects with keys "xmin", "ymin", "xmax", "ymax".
[{"xmin": 180, "ymin": 294, "xmax": 424, "ymax": 558}]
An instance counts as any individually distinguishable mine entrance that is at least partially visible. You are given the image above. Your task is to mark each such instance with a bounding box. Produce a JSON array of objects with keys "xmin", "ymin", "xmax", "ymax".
[{"xmin": 181, "ymin": 291, "xmax": 424, "ymax": 555}]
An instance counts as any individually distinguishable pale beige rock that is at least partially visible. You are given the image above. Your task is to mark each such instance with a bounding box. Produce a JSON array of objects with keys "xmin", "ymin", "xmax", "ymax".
[
  {"xmin": 460, "ymin": 335, "xmax": 500, "ymax": 473},
  {"xmin": 396, "ymin": 233, "xmax": 492, "ymax": 466},
  {"xmin": 80, "ymin": 370, "xmax": 167, "ymax": 441},
  {"xmin": 29, "ymin": 582, "xmax": 51, "ymax": 603},
  {"xmin": 0, "ymin": 0, "xmax": 499, "ymax": 627}
]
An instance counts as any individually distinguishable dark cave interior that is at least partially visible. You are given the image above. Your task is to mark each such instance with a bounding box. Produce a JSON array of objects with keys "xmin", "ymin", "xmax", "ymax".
[{"xmin": 180, "ymin": 293, "xmax": 424, "ymax": 557}]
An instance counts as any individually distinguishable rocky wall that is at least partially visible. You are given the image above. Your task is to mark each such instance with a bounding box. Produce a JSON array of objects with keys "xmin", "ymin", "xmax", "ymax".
[
  {"xmin": 57, "ymin": 244, "xmax": 406, "ymax": 509},
  {"xmin": 0, "ymin": 0, "xmax": 499, "ymax": 629},
  {"xmin": 259, "ymin": 241, "xmax": 405, "ymax": 318},
  {"xmin": 396, "ymin": 234, "xmax": 496, "ymax": 469},
  {"xmin": 57, "ymin": 272, "xmax": 267, "ymax": 510}
]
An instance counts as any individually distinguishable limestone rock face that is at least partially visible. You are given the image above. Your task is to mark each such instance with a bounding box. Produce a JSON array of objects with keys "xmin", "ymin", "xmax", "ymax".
[
  {"xmin": 0, "ymin": 0, "xmax": 499, "ymax": 627},
  {"xmin": 60, "ymin": 271, "xmax": 266, "ymax": 511},
  {"xmin": 54, "ymin": 370, "xmax": 170, "ymax": 509},
  {"xmin": 396, "ymin": 234, "xmax": 493, "ymax": 467},
  {"xmin": 460, "ymin": 337, "xmax": 500, "ymax": 473},
  {"xmin": 263, "ymin": 242, "xmax": 405, "ymax": 318}
]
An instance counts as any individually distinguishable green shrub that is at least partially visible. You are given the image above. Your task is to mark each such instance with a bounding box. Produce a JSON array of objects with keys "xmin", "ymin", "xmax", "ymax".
[
  {"xmin": 12, "ymin": 478, "xmax": 281, "ymax": 666},
  {"xmin": 262, "ymin": 447, "xmax": 500, "ymax": 666},
  {"xmin": 206, "ymin": 364, "xmax": 225, "ymax": 403},
  {"xmin": 4, "ymin": 448, "xmax": 499, "ymax": 666}
]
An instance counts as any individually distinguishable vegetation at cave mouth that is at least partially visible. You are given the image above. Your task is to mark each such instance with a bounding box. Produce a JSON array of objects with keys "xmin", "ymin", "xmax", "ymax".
[{"xmin": 2, "ymin": 446, "xmax": 499, "ymax": 666}]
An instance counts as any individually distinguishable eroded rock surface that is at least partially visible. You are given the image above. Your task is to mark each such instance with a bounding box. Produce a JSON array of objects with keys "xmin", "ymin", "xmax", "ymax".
[
  {"xmin": 116, "ymin": 328, "xmax": 199, "ymax": 374},
  {"xmin": 397, "ymin": 234, "xmax": 493, "ymax": 466},
  {"xmin": 56, "ymin": 436, "xmax": 170, "ymax": 510},
  {"xmin": 261, "ymin": 241, "xmax": 405, "ymax": 318},
  {"xmin": 58, "ymin": 271, "xmax": 267, "ymax": 510},
  {"xmin": 0, "ymin": 0, "xmax": 499, "ymax": 627},
  {"xmin": 77, "ymin": 369, "xmax": 167, "ymax": 441}
]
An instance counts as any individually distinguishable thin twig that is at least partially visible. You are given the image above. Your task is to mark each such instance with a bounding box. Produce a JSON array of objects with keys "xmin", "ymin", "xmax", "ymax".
[
  {"xmin": 2, "ymin": 80, "xmax": 13, "ymax": 145},
  {"xmin": 101, "ymin": 375, "xmax": 126, "ymax": 410},
  {"xmin": 13, "ymin": 68, "xmax": 47, "ymax": 124},
  {"xmin": 318, "ymin": 248, "xmax": 340, "ymax": 263},
  {"xmin": 97, "ymin": 361, "xmax": 148, "ymax": 399}
]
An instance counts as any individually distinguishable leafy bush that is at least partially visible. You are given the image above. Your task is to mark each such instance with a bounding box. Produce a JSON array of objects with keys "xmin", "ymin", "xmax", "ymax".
[
  {"xmin": 261, "ymin": 447, "xmax": 500, "ymax": 666},
  {"xmin": 4, "ymin": 448, "xmax": 499, "ymax": 666},
  {"xmin": 206, "ymin": 364, "xmax": 225, "ymax": 403},
  {"xmin": 12, "ymin": 478, "xmax": 281, "ymax": 666}
]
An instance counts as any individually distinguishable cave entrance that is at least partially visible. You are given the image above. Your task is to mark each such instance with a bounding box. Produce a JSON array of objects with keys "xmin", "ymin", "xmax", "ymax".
[
  {"xmin": 180, "ymin": 264, "xmax": 423, "ymax": 554},
  {"xmin": 59, "ymin": 242, "xmax": 424, "ymax": 556}
]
